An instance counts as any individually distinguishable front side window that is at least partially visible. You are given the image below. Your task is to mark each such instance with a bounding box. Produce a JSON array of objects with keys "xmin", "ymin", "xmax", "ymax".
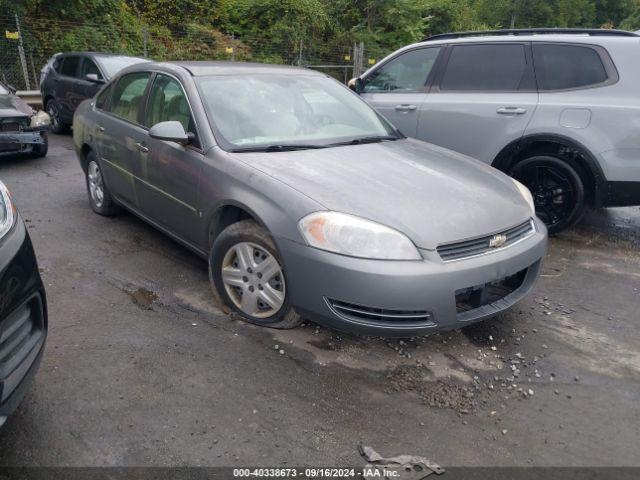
[
  {"xmin": 363, "ymin": 48, "xmax": 440, "ymax": 93},
  {"xmin": 534, "ymin": 44, "xmax": 609, "ymax": 91},
  {"xmin": 95, "ymin": 84, "xmax": 113, "ymax": 110},
  {"xmin": 61, "ymin": 56, "xmax": 80, "ymax": 78},
  {"xmin": 197, "ymin": 74, "xmax": 397, "ymax": 150},
  {"xmin": 440, "ymin": 44, "xmax": 531, "ymax": 92},
  {"xmin": 109, "ymin": 72, "xmax": 150, "ymax": 124},
  {"xmin": 80, "ymin": 58, "xmax": 102, "ymax": 80}
]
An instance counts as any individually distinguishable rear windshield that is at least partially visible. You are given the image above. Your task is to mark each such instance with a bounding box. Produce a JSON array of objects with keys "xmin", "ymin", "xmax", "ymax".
[{"xmin": 96, "ymin": 56, "xmax": 148, "ymax": 78}]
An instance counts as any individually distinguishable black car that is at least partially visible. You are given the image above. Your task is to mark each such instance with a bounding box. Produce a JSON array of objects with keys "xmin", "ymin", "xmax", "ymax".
[
  {"xmin": 0, "ymin": 81, "xmax": 50, "ymax": 158},
  {"xmin": 0, "ymin": 180, "xmax": 47, "ymax": 427},
  {"xmin": 40, "ymin": 52, "xmax": 148, "ymax": 134}
]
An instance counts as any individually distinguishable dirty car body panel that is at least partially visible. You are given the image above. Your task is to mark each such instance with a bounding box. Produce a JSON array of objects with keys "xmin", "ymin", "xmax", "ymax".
[{"xmin": 73, "ymin": 61, "xmax": 547, "ymax": 337}]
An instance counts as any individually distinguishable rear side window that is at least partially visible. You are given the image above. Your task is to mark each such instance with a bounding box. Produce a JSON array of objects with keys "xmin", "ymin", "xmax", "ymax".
[
  {"xmin": 109, "ymin": 72, "xmax": 150, "ymax": 124},
  {"xmin": 363, "ymin": 48, "xmax": 441, "ymax": 93},
  {"xmin": 61, "ymin": 56, "xmax": 80, "ymax": 77},
  {"xmin": 534, "ymin": 44, "xmax": 609, "ymax": 91},
  {"xmin": 440, "ymin": 44, "xmax": 531, "ymax": 92}
]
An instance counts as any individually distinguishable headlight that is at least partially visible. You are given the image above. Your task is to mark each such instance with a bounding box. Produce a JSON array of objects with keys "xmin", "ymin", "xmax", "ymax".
[
  {"xmin": 30, "ymin": 110, "xmax": 51, "ymax": 128},
  {"xmin": 512, "ymin": 178, "xmax": 535, "ymax": 214},
  {"xmin": 0, "ymin": 181, "xmax": 16, "ymax": 239},
  {"xmin": 298, "ymin": 211, "xmax": 421, "ymax": 260}
]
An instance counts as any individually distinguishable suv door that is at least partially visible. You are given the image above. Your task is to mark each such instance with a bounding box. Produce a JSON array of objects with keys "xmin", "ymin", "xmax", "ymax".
[
  {"xmin": 417, "ymin": 43, "xmax": 538, "ymax": 164},
  {"xmin": 359, "ymin": 47, "xmax": 441, "ymax": 136},
  {"xmin": 94, "ymin": 72, "xmax": 151, "ymax": 207},
  {"xmin": 57, "ymin": 55, "xmax": 81, "ymax": 123},
  {"xmin": 78, "ymin": 57, "xmax": 105, "ymax": 104},
  {"xmin": 139, "ymin": 73, "xmax": 203, "ymax": 243}
]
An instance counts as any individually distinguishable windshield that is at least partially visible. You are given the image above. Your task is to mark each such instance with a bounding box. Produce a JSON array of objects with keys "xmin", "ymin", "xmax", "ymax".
[
  {"xmin": 97, "ymin": 56, "xmax": 148, "ymax": 78},
  {"xmin": 197, "ymin": 74, "xmax": 398, "ymax": 150},
  {"xmin": 0, "ymin": 83, "xmax": 8, "ymax": 95}
]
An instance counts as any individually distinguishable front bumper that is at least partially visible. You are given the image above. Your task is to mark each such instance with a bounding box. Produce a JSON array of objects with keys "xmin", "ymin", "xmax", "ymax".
[
  {"xmin": 0, "ymin": 216, "xmax": 47, "ymax": 423},
  {"xmin": 280, "ymin": 218, "xmax": 547, "ymax": 337}
]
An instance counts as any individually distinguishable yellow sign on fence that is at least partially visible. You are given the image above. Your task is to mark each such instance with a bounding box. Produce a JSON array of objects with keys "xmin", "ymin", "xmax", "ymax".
[
  {"xmin": 5, "ymin": 31, "xmax": 19, "ymax": 40},
  {"xmin": 225, "ymin": 47, "xmax": 234, "ymax": 54}
]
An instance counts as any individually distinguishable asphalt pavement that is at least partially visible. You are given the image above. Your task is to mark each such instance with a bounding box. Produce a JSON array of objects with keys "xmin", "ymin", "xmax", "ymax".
[{"xmin": 0, "ymin": 134, "xmax": 638, "ymax": 467}]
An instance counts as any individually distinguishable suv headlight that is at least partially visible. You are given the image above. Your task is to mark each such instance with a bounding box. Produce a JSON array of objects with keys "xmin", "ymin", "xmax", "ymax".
[
  {"xmin": 30, "ymin": 110, "xmax": 51, "ymax": 128},
  {"xmin": 512, "ymin": 178, "xmax": 535, "ymax": 214},
  {"xmin": 0, "ymin": 181, "xmax": 17, "ymax": 240},
  {"xmin": 298, "ymin": 211, "xmax": 421, "ymax": 260}
]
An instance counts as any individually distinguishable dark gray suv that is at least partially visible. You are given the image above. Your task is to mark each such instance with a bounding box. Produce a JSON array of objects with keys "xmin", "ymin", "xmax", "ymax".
[
  {"xmin": 351, "ymin": 28, "xmax": 640, "ymax": 234},
  {"xmin": 40, "ymin": 52, "xmax": 147, "ymax": 134}
]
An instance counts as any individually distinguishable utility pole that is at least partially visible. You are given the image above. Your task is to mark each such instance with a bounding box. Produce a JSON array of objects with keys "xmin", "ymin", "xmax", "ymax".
[{"xmin": 15, "ymin": 13, "xmax": 30, "ymax": 90}]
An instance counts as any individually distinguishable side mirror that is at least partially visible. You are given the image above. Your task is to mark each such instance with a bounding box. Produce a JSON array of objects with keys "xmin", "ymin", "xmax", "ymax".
[
  {"xmin": 85, "ymin": 73, "xmax": 105, "ymax": 84},
  {"xmin": 347, "ymin": 77, "xmax": 363, "ymax": 93},
  {"xmin": 149, "ymin": 121, "xmax": 190, "ymax": 144}
]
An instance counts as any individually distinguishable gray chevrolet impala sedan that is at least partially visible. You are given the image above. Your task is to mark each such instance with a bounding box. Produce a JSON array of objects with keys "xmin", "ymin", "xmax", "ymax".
[{"xmin": 73, "ymin": 61, "xmax": 547, "ymax": 337}]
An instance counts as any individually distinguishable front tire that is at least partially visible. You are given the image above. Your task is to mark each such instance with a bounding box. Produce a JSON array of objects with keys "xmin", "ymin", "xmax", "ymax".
[
  {"xmin": 31, "ymin": 132, "xmax": 48, "ymax": 158},
  {"xmin": 85, "ymin": 151, "xmax": 120, "ymax": 216},
  {"xmin": 46, "ymin": 100, "xmax": 69, "ymax": 134},
  {"xmin": 509, "ymin": 155, "xmax": 586, "ymax": 235},
  {"xmin": 209, "ymin": 220, "xmax": 302, "ymax": 329}
]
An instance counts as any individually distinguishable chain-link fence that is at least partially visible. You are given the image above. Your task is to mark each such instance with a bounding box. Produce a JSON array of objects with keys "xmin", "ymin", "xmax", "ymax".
[{"xmin": 0, "ymin": 13, "xmax": 390, "ymax": 90}]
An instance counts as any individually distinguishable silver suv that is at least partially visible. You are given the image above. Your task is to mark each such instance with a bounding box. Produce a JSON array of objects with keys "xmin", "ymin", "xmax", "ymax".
[{"xmin": 351, "ymin": 28, "xmax": 640, "ymax": 233}]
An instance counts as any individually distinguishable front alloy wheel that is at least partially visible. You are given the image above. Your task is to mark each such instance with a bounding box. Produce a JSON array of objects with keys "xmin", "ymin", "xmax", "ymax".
[{"xmin": 88, "ymin": 161, "xmax": 105, "ymax": 208}]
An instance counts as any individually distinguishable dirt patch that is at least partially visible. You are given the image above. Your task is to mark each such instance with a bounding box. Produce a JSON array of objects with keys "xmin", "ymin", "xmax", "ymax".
[
  {"xmin": 129, "ymin": 287, "xmax": 159, "ymax": 310},
  {"xmin": 386, "ymin": 365, "xmax": 476, "ymax": 414}
]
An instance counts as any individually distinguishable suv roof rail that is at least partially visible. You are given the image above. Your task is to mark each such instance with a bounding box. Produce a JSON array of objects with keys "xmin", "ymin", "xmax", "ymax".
[{"xmin": 423, "ymin": 28, "xmax": 640, "ymax": 42}]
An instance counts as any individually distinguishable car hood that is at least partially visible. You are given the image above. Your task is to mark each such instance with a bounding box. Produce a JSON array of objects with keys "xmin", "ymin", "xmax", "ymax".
[
  {"xmin": 0, "ymin": 94, "xmax": 32, "ymax": 118},
  {"xmin": 233, "ymin": 138, "xmax": 533, "ymax": 250}
]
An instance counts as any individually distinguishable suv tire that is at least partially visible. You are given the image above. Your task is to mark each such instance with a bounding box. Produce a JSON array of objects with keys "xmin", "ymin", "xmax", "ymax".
[
  {"xmin": 510, "ymin": 155, "xmax": 586, "ymax": 235},
  {"xmin": 46, "ymin": 100, "xmax": 69, "ymax": 135},
  {"xmin": 209, "ymin": 220, "xmax": 302, "ymax": 330}
]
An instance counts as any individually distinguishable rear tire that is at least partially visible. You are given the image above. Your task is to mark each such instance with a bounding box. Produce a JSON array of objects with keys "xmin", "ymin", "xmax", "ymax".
[
  {"xmin": 509, "ymin": 155, "xmax": 586, "ymax": 235},
  {"xmin": 85, "ymin": 151, "xmax": 120, "ymax": 216},
  {"xmin": 46, "ymin": 100, "xmax": 69, "ymax": 135},
  {"xmin": 209, "ymin": 220, "xmax": 302, "ymax": 329}
]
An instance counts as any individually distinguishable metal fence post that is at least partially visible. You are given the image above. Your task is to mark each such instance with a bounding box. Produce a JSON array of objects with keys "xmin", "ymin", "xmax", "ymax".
[{"xmin": 15, "ymin": 13, "xmax": 31, "ymax": 89}]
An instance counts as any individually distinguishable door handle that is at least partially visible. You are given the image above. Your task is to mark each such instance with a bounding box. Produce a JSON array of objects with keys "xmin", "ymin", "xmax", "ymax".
[
  {"xmin": 497, "ymin": 107, "xmax": 527, "ymax": 115},
  {"xmin": 135, "ymin": 142, "xmax": 149, "ymax": 153},
  {"xmin": 96, "ymin": 125, "xmax": 105, "ymax": 132},
  {"xmin": 395, "ymin": 104, "xmax": 417, "ymax": 112}
]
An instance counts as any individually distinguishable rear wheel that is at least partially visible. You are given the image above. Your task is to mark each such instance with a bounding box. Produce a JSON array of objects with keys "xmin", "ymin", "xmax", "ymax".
[
  {"xmin": 510, "ymin": 155, "xmax": 585, "ymax": 234},
  {"xmin": 85, "ymin": 151, "xmax": 120, "ymax": 216},
  {"xmin": 209, "ymin": 220, "xmax": 302, "ymax": 329},
  {"xmin": 46, "ymin": 100, "xmax": 69, "ymax": 134}
]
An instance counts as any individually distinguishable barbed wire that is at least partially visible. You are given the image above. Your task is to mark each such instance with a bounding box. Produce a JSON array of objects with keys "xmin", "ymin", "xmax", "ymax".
[{"xmin": 0, "ymin": 14, "xmax": 390, "ymax": 90}]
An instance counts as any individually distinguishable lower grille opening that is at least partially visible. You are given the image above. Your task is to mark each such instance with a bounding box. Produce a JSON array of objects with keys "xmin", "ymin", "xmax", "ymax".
[
  {"xmin": 455, "ymin": 268, "xmax": 527, "ymax": 314},
  {"xmin": 326, "ymin": 298, "xmax": 432, "ymax": 324}
]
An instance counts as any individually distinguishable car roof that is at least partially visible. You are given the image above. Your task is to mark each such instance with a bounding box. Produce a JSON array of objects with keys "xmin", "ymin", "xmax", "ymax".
[{"xmin": 125, "ymin": 60, "xmax": 325, "ymax": 77}]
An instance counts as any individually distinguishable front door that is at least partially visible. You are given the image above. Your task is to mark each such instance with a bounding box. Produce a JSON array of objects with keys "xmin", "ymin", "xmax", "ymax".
[
  {"xmin": 417, "ymin": 43, "xmax": 539, "ymax": 164},
  {"xmin": 359, "ymin": 47, "xmax": 442, "ymax": 137},
  {"xmin": 138, "ymin": 73, "xmax": 203, "ymax": 244},
  {"xmin": 94, "ymin": 72, "xmax": 151, "ymax": 207}
]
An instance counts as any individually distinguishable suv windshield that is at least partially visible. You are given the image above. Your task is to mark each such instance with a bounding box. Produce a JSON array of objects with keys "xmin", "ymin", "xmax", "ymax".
[
  {"xmin": 97, "ymin": 56, "xmax": 148, "ymax": 78},
  {"xmin": 197, "ymin": 74, "xmax": 398, "ymax": 150}
]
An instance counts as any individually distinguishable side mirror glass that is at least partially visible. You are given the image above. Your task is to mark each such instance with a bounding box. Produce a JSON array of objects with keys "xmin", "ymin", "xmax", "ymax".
[
  {"xmin": 149, "ymin": 120, "xmax": 190, "ymax": 144},
  {"xmin": 85, "ymin": 73, "xmax": 105, "ymax": 84}
]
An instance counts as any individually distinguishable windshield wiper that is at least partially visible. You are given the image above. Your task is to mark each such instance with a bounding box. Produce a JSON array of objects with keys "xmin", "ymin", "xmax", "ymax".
[
  {"xmin": 230, "ymin": 144, "xmax": 328, "ymax": 153},
  {"xmin": 328, "ymin": 135, "xmax": 401, "ymax": 147}
]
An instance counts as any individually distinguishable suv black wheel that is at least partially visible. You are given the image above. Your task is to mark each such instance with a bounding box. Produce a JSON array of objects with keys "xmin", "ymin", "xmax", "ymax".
[
  {"xmin": 510, "ymin": 155, "xmax": 586, "ymax": 235},
  {"xmin": 46, "ymin": 100, "xmax": 69, "ymax": 134},
  {"xmin": 209, "ymin": 220, "xmax": 302, "ymax": 329}
]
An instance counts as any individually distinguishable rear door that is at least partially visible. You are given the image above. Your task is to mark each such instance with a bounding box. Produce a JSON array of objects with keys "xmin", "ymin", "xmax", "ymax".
[
  {"xmin": 57, "ymin": 55, "xmax": 81, "ymax": 122},
  {"xmin": 94, "ymin": 72, "xmax": 151, "ymax": 207},
  {"xmin": 417, "ymin": 43, "xmax": 539, "ymax": 164},
  {"xmin": 137, "ymin": 73, "xmax": 203, "ymax": 243},
  {"xmin": 359, "ymin": 47, "xmax": 442, "ymax": 136}
]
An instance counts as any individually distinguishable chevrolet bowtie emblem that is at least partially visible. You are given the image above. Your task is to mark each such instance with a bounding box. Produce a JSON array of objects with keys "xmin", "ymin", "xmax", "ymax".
[{"xmin": 489, "ymin": 233, "xmax": 507, "ymax": 248}]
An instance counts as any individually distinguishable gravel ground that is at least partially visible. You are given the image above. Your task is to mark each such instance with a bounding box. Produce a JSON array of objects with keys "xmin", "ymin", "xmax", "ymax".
[{"xmin": 0, "ymin": 134, "xmax": 638, "ymax": 467}]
